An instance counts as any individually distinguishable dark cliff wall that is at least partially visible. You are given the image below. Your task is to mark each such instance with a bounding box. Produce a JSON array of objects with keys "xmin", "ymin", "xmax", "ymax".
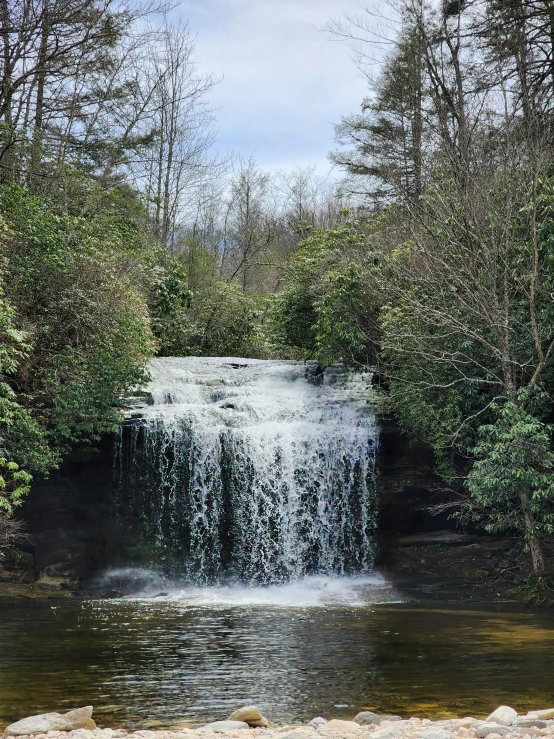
[
  {"xmin": 11, "ymin": 438, "xmax": 131, "ymax": 589},
  {"xmin": 376, "ymin": 415, "xmax": 446, "ymax": 537},
  {"xmin": 8, "ymin": 416, "xmax": 448, "ymax": 588}
]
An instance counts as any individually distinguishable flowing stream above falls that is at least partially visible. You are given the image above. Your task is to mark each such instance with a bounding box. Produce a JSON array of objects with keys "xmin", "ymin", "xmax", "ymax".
[{"xmin": 116, "ymin": 357, "xmax": 378, "ymax": 584}]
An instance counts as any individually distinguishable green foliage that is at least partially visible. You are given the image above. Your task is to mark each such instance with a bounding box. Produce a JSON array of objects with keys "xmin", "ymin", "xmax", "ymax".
[
  {"xmin": 0, "ymin": 183, "xmax": 156, "ymax": 472},
  {"xmin": 0, "ymin": 220, "xmax": 52, "ymax": 511},
  {"xmin": 466, "ymin": 396, "xmax": 554, "ymax": 543},
  {"xmin": 153, "ymin": 256, "xmax": 270, "ymax": 358},
  {"xmin": 270, "ymin": 221, "xmax": 379, "ymax": 364}
]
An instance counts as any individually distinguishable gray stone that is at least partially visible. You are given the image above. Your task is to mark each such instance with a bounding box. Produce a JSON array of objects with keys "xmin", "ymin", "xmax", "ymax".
[
  {"xmin": 475, "ymin": 724, "xmax": 512, "ymax": 738},
  {"xmin": 228, "ymin": 707, "xmax": 268, "ymax": 728},
  {"xmin": 514, "ymin": 729, "xmax": 542, "ymax": 737},
  {"xmin": 309, "ymin": 719, "xmax": 328, "ymax": 728},
  {"xmin": 369, "ymin": 728, "xmax": 400, "ymax": 739},
  {"xmin": 382, "ymin": 718, "xmax": 402, "ymax": 723},
  {"xmin": 325, "ymin": 720, "xmax": 360, "ymax": 732},
  {"xmin": 69, "ymin": 731, "xmax": 95, "ymax": 739},
  {"xmin": 354, "ymin": 714, "xmax": 380, "ymax": 727},
  {"xmin": 4, "ymin": 707, "xmax": 96, "ymax": 736},
  {"xmin": 418, "ymin": 729, "xmax": 454, "ymax": 739},
  {"xmin": 528, "ymin": 710, "xmax": 554, "ymax": 720},
  {"xmin": 513, "ymin": 720, "xmax": 547, "ymax": 729},
  {"xmin": 486, "ymin": 708, "xmax": 518, "ymax": 727},
  {"xmin": 197, "ymin": 722, "xmax": 250, "ymax": 733}
]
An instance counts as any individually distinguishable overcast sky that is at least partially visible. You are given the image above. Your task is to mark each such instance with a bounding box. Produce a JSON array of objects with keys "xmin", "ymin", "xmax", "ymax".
[{"xmin": 175, "ymin": 0, "xmax": 371, "ymax": 174}]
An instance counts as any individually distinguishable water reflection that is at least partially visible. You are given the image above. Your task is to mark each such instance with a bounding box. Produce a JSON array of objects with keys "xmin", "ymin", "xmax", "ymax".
[{"xmin": 1, "ymin": 593, "xmax": 554, "ymax": 730}]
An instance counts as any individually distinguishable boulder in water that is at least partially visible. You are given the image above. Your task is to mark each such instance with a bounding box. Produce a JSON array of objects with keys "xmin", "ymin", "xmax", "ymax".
[
  {"xmin": 3, "ymin": 707, "xmax": 96, "ymax": 736},
  {"xmin": 228, "ymin": 707, "xmax": 268, "ymax": 728},
  {"xmin": 486, "ymin": 708, "xmax": 517, "ymax": 727},
  {"xmin": 304, "ymin": 361, "xmax": 324, "ymax": 386}
]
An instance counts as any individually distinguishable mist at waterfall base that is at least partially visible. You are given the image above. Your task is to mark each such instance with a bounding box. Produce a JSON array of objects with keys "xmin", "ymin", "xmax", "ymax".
[
  {"xmin": 114, "ymin": 357, "xmax": 379, "ymax": 595},
  {"xmin": 91, "ymin": 567, "xmax": 401, "ymax": 606}
]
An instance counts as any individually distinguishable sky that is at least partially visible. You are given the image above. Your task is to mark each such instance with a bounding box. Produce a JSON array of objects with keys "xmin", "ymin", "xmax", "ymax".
[{"xmin": 175, "ymin": 0, "xmax": 372, "ymax": 174}]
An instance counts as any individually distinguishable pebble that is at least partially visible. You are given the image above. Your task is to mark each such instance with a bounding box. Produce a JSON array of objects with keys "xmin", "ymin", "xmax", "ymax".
[
  {"xmin": 9, "ymin": 705, "xmax": 554, "ymax": 739},
  {"xmin": 368, "ymin": 728, "xmax": 400, "ymax": 739},
  {"xmin": 324, "ymin": 722, "xmax": 360, "ymax": 733},
  {"xmin": 475, "ymin": 724, "xmax": 512, "ymax": 738},
  {"xmin": 418, "ymin": 729, "xmax": 454, "ymax": 739},
  {"xmin": 197, "ymin": 723, "xmax": 250, "ymax": 734}
]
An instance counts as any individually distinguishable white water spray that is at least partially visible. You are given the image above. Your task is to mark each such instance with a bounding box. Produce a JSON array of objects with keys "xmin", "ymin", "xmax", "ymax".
[{"xmin": 117, "ymin": 357, "xmax": 378, "ymax": 584}]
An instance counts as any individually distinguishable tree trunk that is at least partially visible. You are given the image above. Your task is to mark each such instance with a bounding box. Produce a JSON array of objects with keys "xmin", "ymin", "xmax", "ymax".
[
  {"xmin": 411, "ymin": 39, "xmax": 423, "ymax": 200},
  {"xmin": 519, "ymin": 487, "xmax": 545, "ymax": 578},
  {"xmin": 0, "ymin": 0, "xmax": 16, "ymax": 180},
  {"xmin": 29, "ymin": 0, "xmax": 50, "ymax": 188}
]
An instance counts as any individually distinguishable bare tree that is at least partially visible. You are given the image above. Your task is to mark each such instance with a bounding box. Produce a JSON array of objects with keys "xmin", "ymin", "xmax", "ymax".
[
  {"xmin": 141, "ymin": 21, "xmax": 219, "ymax": 248},
  {"xmin": 0, "ymin": 0, "xmax": 168, "ymax": 184}
]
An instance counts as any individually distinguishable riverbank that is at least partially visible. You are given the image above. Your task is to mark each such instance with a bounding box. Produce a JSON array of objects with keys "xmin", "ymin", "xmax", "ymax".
[
  {"xmin": 4, "ymin": 707, "xmax": 554, "ymax": 739},
  {"xmin": 378, "ymin": 532, "xmax": 554, "ymax": 604}
]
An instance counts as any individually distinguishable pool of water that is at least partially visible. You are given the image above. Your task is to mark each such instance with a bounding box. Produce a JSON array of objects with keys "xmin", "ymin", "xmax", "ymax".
[{"xmin": 1, "ymin": 576, "xmax": 553, "ymax": 730}]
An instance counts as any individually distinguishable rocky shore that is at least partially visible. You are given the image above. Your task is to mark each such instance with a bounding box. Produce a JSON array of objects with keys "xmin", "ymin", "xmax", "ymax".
[{"xmin": 4, "ymin": 705, "xmax": 554, "ymax": 739}]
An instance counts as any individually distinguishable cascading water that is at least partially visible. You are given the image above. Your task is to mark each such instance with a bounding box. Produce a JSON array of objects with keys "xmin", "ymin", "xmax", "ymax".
[{"xmin": 116, "ymin": 357, "xmax": 378, "ymax": 584}]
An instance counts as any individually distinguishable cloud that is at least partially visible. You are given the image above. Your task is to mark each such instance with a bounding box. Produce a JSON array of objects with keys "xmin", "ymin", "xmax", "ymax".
[{"xmin": 174, "ymin": 0, "xmax": 370, "ymax": 173}]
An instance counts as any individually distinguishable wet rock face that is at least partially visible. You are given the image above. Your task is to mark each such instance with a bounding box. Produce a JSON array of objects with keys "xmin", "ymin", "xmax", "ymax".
[
  {"xmin": 16, "ymin": 437, "xmax": 138, "ymax": 589},
  {"xmin": 304, "ymin": 361, "xmax": 324, "ymax": 386},
  {"xmin": 376, "ymin": 414, "xmax": 447, "ymax": 538}
]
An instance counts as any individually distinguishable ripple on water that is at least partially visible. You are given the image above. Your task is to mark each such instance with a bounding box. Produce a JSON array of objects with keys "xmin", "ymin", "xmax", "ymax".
[{"xmin": 2, "ymin": 593, "xmax": 554, "ymax": 729}]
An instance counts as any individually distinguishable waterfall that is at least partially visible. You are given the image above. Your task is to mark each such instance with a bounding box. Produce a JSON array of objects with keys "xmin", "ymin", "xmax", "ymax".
[{"xmin": 117, "ymin": 357, "xmax": 379, "ymax": 584}]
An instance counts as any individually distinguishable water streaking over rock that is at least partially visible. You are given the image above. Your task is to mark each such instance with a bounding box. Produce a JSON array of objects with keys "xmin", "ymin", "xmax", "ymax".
[{"xmin": 117, "ymin": 357, "xmax": 378, "ymax": 584}]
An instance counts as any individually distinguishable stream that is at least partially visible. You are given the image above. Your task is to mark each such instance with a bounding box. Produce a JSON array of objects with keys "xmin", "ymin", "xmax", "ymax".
[{"xmin": 1, "ymin": 580, "xmax": 553, "ymax": 729}]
